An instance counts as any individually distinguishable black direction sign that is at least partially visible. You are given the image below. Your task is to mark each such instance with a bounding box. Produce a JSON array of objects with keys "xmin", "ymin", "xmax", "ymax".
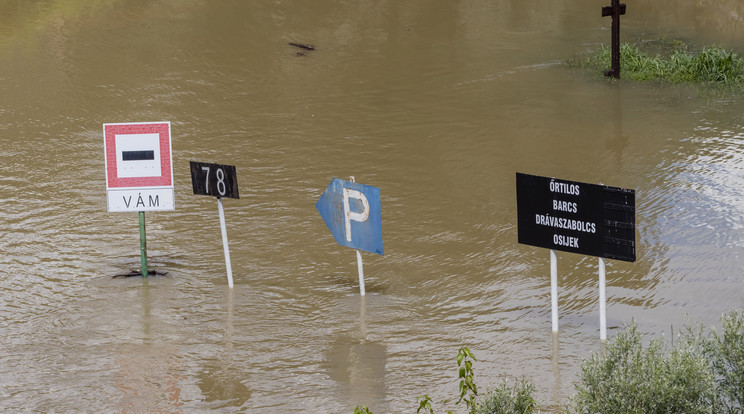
[
  {"xmin": 516, "ymin": 172, "xmax": 635, "ymax": 262},
  {"xmin": 190, "ymin": 161, "xmax": 239, "ymax": 199}
]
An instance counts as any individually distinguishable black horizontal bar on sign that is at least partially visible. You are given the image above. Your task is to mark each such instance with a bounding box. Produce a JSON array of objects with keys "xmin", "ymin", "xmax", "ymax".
[{"xmin": 122, "ymin": 150, "xmax": 155, "ymax": 161}]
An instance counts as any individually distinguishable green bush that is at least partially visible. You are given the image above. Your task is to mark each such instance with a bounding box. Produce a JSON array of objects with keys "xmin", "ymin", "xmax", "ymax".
[
  {"xmin": 355, "ymin": 308, "xmax": 744, "ymax": 414},
  {"xmin": 565, "ymin": 322, "xmax": 715, "ymax": 414},
  {"xmin": 701, "ymin": 309, "xmax": 744, "ymax": 413},
  {"xmin": 356, "ymin": 347, "xmax": 539, "ymax": 414},
  {"xmin": 474, "ymin": 379, "xmax": 537, "ymax": 414}
]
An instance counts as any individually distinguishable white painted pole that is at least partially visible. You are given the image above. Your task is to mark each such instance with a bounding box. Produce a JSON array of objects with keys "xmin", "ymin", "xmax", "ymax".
[
  {"xmin": 217, "ymin": 197, "xmax": 234, "ymax": 289},
  {"xmin": 226, "ymin": 287, "xmax": 234, "ymax": 344},
  {"xmin": 356, "ymin": 249, "xmax": 366, "ymax": 296},
  {"xmin": 599, "ymin": 257, "xmax": 607, "ymax": 341},
  {"xmin": 349, "ymin": 176, "xmax": 366, "ymax": 296},
  {"xmin": 550, "ymin": 249, "xmax": 559, "ymax": 332},
  {"xmin": 360, "ymin": 294, "xmax": 367, "ymax": 335}
]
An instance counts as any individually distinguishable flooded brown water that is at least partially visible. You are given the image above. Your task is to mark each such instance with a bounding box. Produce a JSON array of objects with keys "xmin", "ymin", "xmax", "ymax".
[{"xmin": 1, "ymin": 1, "xmax": 744, "ymax": 412}]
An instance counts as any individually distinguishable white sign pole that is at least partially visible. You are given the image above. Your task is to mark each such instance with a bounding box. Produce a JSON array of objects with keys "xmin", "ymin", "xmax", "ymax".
[
  {"xmin": 349, "ymin": 176, "xmax": 366, "ymax": 296},
  {"xmin": 217, "ymin": 197, "xmax": 234, "ymax": 288},
  {"xmin": 550, "ymin": 249, "xmax": 559, "ymax": 332},
  {"xmin": 598, "ymin": 257, "xmax": 607, "ymax": 341},
  {"xmin": 356, "ymin": 250, "xmax": 366, "ymax": 296}
]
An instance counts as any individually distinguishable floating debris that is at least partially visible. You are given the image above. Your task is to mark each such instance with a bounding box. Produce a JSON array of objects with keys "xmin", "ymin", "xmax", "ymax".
[
  {"xmin": 113, "ymin": 269, "xmax": 170, "ymax": 279},
  {"xmin": 289, "ymin": 42, "xmax": 315, "ymax": 51},
  {"xmin": 289, "ymin": 42, "xmax": 316, "ymax": 56}
]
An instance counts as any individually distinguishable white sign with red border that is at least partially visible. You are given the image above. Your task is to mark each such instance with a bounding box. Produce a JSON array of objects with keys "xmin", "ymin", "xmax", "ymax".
[{"xmin": 103, "ymin": 122, "xmax": 174, "ymax": 212}]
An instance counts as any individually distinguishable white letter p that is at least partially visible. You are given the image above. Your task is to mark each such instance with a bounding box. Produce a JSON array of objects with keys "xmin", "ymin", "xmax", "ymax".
[{"xmin": 343, "ymin": 188, "xmax": 369, "ymax": 243}]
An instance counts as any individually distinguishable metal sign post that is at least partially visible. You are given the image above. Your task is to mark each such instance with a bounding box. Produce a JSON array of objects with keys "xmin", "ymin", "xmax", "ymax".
[
  {"xmin": 602, "ymin": 0, "xmax": 627, "ymax": 79},
  {"xmin": 139, "ymin": 211, "xmax": 148, "ymax": 277},
  {"xmin": 599, "ymin": 257, "xmax": 607, "ymax": 341},
  {"xmin": 550, "ymin": 249, "xmax": 558, "ymax": 332},
  {"xmin": 217, "ymin": 197, "xmax": 234, "ymax": 288},
  {"xmin": 103, "ymin": 122, "xmax": 174, "ymax": 278},
  {"xmin": 356, "ymin": 244, "xmax": 366, "ymax": 295},
  {"xmin": 350, "ymin": 177, "xmax": 366, "ymax": 296},
  {"xmin": 190, "ymin": 161, "xmax": 240, "ymax": 288}
]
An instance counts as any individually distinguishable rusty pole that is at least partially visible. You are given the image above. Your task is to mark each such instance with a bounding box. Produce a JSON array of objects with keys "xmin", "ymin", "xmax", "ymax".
[{"xmin": 602, "ymin": 0, "xmax": 626, "ymax": 79}]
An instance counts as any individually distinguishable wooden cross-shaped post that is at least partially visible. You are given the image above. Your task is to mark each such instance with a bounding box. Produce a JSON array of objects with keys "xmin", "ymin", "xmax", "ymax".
[{"xmin": 602, "ymin": 0, "xmax": 626, "ymax": 79}]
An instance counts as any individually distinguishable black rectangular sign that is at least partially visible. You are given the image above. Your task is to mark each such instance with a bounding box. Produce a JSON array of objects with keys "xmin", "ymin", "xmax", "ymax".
[
  {"xmin": 122, "ymin": 150, "xmax": 155, "ymax": 161},
  {"xmin": 190, "ymin": 161, "xmax": 239, "ymax": 199},
  {"xmin": 516, "ymin": 172, "xmax": 635, "ymax": 262}
]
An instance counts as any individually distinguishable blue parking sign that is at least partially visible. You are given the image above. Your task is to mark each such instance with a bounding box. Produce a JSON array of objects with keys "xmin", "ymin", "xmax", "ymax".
[{"xmin": 316, "ymin": 178, "xmax": 383, "ymax": 255}]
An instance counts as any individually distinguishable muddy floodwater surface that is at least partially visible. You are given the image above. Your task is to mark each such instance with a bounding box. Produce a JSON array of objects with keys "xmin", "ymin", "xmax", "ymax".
[{"xmin": 1, "ymin": 1, "xmax": 744, "ymax": 412}]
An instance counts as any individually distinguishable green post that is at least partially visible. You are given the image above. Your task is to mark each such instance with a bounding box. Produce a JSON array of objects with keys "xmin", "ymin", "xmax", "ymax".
[{"xmin": 139, "ymin": 211, "xmax": 148, "ymax": 277}]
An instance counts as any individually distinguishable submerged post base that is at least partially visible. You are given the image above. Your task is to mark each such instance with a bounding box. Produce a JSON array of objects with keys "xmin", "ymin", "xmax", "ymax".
[{"xmin": 113, "ymin": 269, "xmax": 169, "ymax": 279}]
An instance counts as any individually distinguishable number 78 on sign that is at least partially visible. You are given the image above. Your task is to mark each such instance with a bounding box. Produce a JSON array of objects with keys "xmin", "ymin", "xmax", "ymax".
[{"xmin": 190, "ymin": 161, "xmax": 239, "ymax": 199}]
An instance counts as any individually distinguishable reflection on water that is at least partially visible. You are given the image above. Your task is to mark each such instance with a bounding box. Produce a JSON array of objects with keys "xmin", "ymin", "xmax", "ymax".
[
  {"xmin": 196, "ymin": 361, "xmax": 251, "ymax": 409},
  {"xmin": 326, "ymin": 337, "xmax": 387, "ymax": 411},
  {"xmin": 195, "ymin": 289, "xmax": 252, "ymax": 408},
  {"xmin": 116, "ymin": 343, "xmax": 184, "ymax": 413},
  {"xmin": 0, "ymin": 1, "xmax": 744, "ymax": 412},
  {"xmin": 551, "ymin": 332, "xmax": 561, "ymax": 407},
  {"xmin": 325, "ymin": 297, "xmax": 387, "ymax": 411}
]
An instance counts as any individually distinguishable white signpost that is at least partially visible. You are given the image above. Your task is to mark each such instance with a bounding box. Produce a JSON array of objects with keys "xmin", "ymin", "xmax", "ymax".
[
  {"xmin": 316, "ymin": 176, "xmax": 384, "ymax": 296},
  {"xmin": 189, "ymin": 161, "xmax": 240, "ymax": 288},
  {"xmin": 104, "ymin": 122, "xmax": 174, "ymax": 277}
]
